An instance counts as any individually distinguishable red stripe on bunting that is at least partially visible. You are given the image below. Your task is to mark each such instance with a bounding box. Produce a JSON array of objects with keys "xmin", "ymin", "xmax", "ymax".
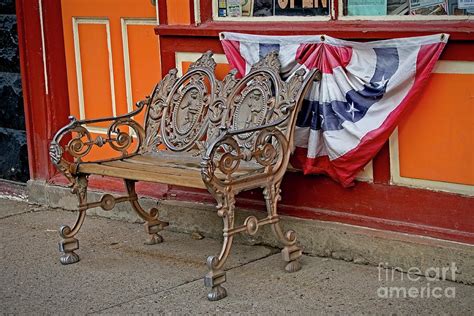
[
  {"xmin": 296, "ymin": 43, "xmax": 353, "ymax": 74},
  {"xmin": 221, "ymin": 39, "xmax": 246, "ymax": 78}
]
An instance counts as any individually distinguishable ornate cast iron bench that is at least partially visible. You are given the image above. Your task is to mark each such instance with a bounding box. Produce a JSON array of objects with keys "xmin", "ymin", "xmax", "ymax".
[{"xmin": 49, "ymin": 51, "xmax": 319, "ymax": 301}]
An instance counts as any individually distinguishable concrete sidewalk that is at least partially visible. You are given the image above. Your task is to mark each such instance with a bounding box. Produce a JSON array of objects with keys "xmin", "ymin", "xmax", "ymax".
[{"xmin": 0, "ymin": 197, "xmax": 473, "ymax": 315}]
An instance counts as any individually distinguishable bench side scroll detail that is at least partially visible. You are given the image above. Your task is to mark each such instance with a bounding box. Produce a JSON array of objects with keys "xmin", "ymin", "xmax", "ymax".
[{"xmin": 49, "ymin": 110, "xmax": 146, "ymax": 187}]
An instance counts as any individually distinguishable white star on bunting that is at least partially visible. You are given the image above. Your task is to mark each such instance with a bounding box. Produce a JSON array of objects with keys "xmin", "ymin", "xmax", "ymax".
[
  {"xmin": 346, "ymin": 102, "xmax": 360, "ymax": 120},
  {"xmin": 373, "ymin": 75, "xmax": 389, "ymax": 90}
]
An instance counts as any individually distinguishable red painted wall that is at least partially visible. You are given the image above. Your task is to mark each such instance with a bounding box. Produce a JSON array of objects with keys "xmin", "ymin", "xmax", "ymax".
[{"xmin": 16, "ymin": 0, "xmax": 70, "ymax": 180}]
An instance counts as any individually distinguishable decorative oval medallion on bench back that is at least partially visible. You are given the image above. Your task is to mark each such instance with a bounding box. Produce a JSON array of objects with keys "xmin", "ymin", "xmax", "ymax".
[
  {"xmin": 173, "ymin": 87, "xmax": 204, "ymax": 136},
  {"xmin": 226, "ymin": 52, "xmax": 281, "ymax": 150},
  {"xmin": 232, "ymin": 88, "xmax": 268, "ymax": 138},
  {"xmin": 160, "ymin": 52, "xmax": 217, "ymax": 152}
]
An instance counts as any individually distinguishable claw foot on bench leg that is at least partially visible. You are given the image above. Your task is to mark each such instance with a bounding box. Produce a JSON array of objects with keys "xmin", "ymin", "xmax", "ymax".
[
  {"xmin": 59, "ymin": 242, "xmax": 80, "ymax": 265},
  {"xmin": 144, "ymin": 220, "xmax": 164, "ymax": 245},
  {"xmin": 282, "ymin": 244, "xmax": 303, "ymax": 273},
  {"xmin": 273, "ymin": 226, "xmax": 303, "ymax": 273},
  {"xmin": 204, "ymin": 256, "xmax": 228, "ymax": 301},
  {"xmin": 58, "ymin": 223, "xmax": 83, "ymax": 265},
  {"xmin": 144, "ymin": 234, "xmax": 163, "ymax": 245},
  {"xmin": 207, "ymin": 284, "xmax": 227, "ymax": 301}
]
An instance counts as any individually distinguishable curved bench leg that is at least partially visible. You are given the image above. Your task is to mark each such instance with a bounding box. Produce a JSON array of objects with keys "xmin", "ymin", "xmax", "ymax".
[
  {"xmin": 124, "ymin": 179, "xmax": 169, "ymax": 245},
  {"xmin": 58, "ymin": 175, "xmax": 88, "ymax": 265},
  {"xmin": 204, "ymin": 191, "xmax": 235, "ymax": 301},
  {"xmin": 264, "ymin": 182, "xmax": 303, "ymax": 273}
]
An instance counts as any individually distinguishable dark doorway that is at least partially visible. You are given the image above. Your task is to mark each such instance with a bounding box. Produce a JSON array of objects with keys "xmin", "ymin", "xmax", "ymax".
[{"xmin": 0, "ymin": 0, "xmax": 29, "ymax": 182}]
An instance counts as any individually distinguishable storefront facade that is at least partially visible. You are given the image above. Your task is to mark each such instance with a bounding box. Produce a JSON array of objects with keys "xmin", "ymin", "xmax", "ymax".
[{"xmin": 16, "ymin": 0, "xmax": 473, "ymax": 244}]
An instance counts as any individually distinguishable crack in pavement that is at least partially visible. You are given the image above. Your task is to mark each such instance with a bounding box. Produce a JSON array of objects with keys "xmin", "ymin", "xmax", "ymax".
[
  {"xmin": 0, "ymin": 205, "xmax": 47, "ymax": 220},
  {"xmin": 87, "ymin": 248, "xmax": 278, "ymax": 314},
  {"xmin": 86, "ymin": 276, "xmax": 205, "ymax": 315}
]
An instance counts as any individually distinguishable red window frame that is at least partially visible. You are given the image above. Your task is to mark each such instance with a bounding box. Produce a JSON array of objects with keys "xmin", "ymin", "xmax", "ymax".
[{"xmin": 156, "ymin": 0, "xmax": 473, "ymax": 40}]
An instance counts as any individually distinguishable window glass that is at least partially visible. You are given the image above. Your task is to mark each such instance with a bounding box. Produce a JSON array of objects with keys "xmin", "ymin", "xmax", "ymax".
[
  {"xmin": 216, "ymin": 0, "xmax": 330, "ymax": 18},
  {"xmin": 343, "ymin": 0, "xmax": 473, "ymax": 16}
]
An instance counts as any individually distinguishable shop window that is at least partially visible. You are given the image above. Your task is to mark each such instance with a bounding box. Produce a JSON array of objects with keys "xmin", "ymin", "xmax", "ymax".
[
  {"xmin": 214, "ymin": 0, "xmax": 330, "ymax": 19},
  {"xmin": 342, "ymin": 0, "xmax": 473, "ymax": 17},
  {"xmin": 212, "ymin": 0, "xmax": 473, "ymax": 20}
]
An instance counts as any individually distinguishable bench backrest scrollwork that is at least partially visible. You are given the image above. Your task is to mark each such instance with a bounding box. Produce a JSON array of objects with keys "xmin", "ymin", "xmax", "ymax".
[{"xmin": 140, "ymin": 51, "xmax": 225, "ymax": 154}]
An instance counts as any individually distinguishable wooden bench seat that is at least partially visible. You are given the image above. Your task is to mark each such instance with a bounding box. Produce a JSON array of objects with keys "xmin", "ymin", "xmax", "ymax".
[
  {"xmin": 78, "ymin": 158, "xmax": 207, "ymax": 189},
  {"xmin": 49, "ymin": 51, "xmax": 319, "ymax": 301},
  {"xmin": 78, "ymin": 153, "xmax": 263, "ymax": 189}
]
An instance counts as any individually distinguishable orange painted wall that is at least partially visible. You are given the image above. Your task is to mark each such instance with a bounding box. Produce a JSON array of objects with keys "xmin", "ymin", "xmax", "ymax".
[
  {"xmin": 182, "ymin": 61, "xmax": 232, "ymax": 80},
  {"xmin": 61, "ymin": 0, "xmax": 160, "ymax": 120},
  {"xmin": 77, "ymin": 24, "xmax": 114, "ymax": 128},
  {"xmin": 127, "ymin": 24, "xmax": 162, "ymax": 125},
  {"xmin": 398, "ymin": 72, "xmax": 474, "ymax": 186},
  {"xmin": 166, "ymin": 0, "xmax": 191, "ymax": 25},
  {"xmin": 61, "ymin": 0, "xmax": 161, "ymax": 161}
]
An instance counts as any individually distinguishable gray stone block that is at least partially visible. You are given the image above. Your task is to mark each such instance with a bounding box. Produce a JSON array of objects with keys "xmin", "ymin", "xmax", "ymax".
[
  {"xmin": 0, "ymin": 127, "xmax": 28, "ymax": 182},
  {"xmin": 0, "ymin": 0, "xmax": 15, "ymax": 14},
  {"xmin": 0, "ymin": 14, "xmax": 19, "ymax": 73},
  {"xmin": 0, "ymin": 72, "xmax": 24, "ymax": 130}
]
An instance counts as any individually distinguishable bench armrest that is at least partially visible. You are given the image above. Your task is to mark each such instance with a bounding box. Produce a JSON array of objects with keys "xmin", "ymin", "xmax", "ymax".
[
  {"xmin": 49, "ymin": 100, "xmax": 147, "ymax": 184},
  {"xmin": 201, "ymin": 124, "xmax": 289, "ymax": 190},
  {"xmin": 201, "ymin": 68, "xmax": 320, "ymax": 190}
]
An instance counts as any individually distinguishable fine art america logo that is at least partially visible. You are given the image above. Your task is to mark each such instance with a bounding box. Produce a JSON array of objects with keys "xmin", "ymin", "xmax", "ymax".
[{"xmin": 377, "ymin": 262, "xmax": 458, "ymax": 299}]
